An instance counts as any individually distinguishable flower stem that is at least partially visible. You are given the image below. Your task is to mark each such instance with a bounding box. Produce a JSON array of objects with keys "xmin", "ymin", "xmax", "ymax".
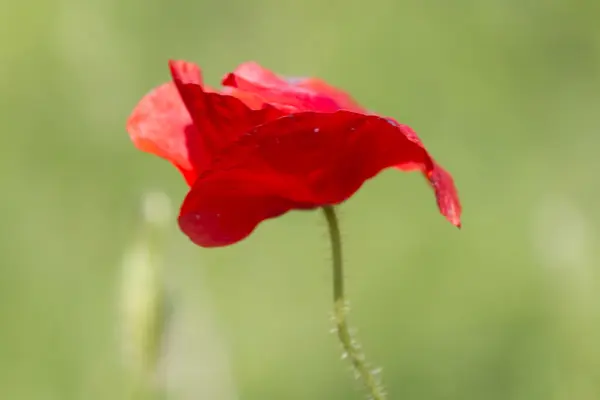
[{"xmin": 322, "ymin": 206, "xmax": 387, "ymax": 400}]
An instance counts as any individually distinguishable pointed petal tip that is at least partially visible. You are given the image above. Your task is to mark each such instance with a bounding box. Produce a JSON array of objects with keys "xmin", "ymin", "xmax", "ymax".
[
  {"xmin": 443, "ymin": 212, "xmax": 462, "ymax": 229},
  {"xmin": 445, "ymin": 209, "xmax": 462, "ymax": 229},
  {"xmin": 168, "ymin": 59, "xmax": 203, "ymax": 85},
  {"xmin": 221, "ymin": 72, "xmax": 235, "ymax": 87},
  {"xmin": 447, "ymin": 210, "xmax": 462, "ymax": 229},
  {"xmin": 425, "ymin": 163, "xmax": 462, "ymax": 231}
]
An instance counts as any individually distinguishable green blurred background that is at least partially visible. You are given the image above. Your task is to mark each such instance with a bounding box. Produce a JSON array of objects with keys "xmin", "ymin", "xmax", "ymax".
[{"xmin": 2, "ymin": 0, "xmax": 600, "ymax": 399}]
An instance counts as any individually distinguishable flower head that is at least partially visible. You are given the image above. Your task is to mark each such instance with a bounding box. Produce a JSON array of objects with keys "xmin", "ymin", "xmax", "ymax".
[{"xmin": 127, "ymin": 60, "xmax": 461, "ymax": 247}]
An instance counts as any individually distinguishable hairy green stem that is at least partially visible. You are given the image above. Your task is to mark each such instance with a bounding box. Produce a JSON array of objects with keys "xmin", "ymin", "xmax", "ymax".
[{"xmin": 322, "ymin": 206, "xmax": 387, "ymax": 400}]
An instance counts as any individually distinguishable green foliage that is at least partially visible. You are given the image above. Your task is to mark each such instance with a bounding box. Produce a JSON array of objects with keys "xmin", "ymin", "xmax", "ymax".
[{"xmin": 1, "ymin": 1, "xmax": 600, "ymax": 399}]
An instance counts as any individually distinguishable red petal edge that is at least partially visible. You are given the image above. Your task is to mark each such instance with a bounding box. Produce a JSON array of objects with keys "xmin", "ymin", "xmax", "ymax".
[
  {"xmin": 168, "ymin": 60, "xmax": 285, "ymax": 169},
  {"xmin": 125, "ymin": 61, "xmax": 207, "ymax": 185},
  {"xmin": 223, "ymin": 62, "xmax": 365, "ymax": 112},
  {"xmin": 179, "ymin": 111, "xmax": 461, "ymax": 247},
  {"xmin": 126, "ymin": 60, "xmax": 288, "ymax": 186},
  {"xmin": 126, "ymin": 82, "xmax": 202, "ymax": 185}
]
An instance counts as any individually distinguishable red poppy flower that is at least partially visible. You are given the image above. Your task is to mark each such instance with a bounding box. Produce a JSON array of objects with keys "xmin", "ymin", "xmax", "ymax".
[{"xmin": 127, "ymin": 60, "xmax": 461, "ymax": 247}]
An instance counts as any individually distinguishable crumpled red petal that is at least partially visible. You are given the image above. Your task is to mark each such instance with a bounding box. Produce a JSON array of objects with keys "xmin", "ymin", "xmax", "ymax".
[
  {"xmin": 126, "ymin": 82, "xmax": 202, "ymax": 185},
  {"xmin": 385, "ymin": 118, "xmax": 462, "ymax": 226},
  {"xmin": 222, "ymin": 62, "xmax": 364, "ymax": 113},
  {"xmin": 426, "ymin": 164, "xmax": 462, "ymax": 228},
  {"xmin": 127, "ymin": 60, "xmax": 287, "ymax": 185},
  {"xmin": 169, "ymin": 60, "xmax": 285, "ymax": 171},
  {"xmin": 179, "ymin": 111, "xmax": 461, "ymax": 247},
  {"xmin": 290, "ymin": 77, "xmax": 365, "ymax": 113}
]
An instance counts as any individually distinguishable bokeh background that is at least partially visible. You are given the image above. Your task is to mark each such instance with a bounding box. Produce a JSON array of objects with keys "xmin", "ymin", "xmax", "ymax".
[{"xmin": 2, "ymin": 1, "xmax": 600, "ymax": 399}]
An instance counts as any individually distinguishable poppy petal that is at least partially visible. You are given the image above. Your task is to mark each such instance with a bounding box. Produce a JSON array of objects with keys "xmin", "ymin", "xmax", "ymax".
[
  {"xmin": 288, "ymin": 77, "xmax": 365, "ymax": 113},
  {"xmin": 384, "ymin": 118, "xmax": 462, "ymax": 226},
  {"xmin": 179, "ymin": 172, "xmax": 313, "ymax": 247},
  {"xmin": 179, "ymin": 111, "xmax": 461, "ymax": 247},
  {"xmin": 218, "ymin": 87, "xmax": 270, "ymax": 110},
  {"xmin": 426, "ymin": 164, "xmax": 462, "ymax": 228},
  {"xmin": 222, "ymin": 72, "xmax": 338, "ymax": 113},
  {"xmin": 126, "ymin": 82, "xmax": 203, "ymax": 185},
  {"xmin": 222, "ymin": 62, "xmax": 358, "ymax": 113},
  {"xmin": 168, "ymin": 60, "xmax": 285, "ymax": 168},
  {"xmin": 227, "ymin": 63, "xmax": 363, "ymax": 111},
  {"xmin": 226, "ymin": 61, "xmax": 287, "ymax": 87}
]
